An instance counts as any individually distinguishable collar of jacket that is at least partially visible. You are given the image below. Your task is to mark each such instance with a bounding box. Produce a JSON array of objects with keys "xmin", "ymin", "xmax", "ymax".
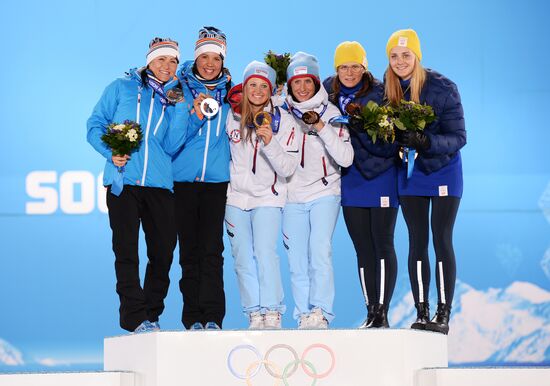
[
  {"xmin": 285, "ymin": 83, "xmax": 329, "ymax": 111},
  {"xmin": 177, "ymin": 60, "xmax": 229, "ymax": 95}
]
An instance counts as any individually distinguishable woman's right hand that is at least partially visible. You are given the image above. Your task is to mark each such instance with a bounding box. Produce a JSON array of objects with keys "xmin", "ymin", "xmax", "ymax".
[
  {"xmin": 193, "ymin": 93, "xmax": 208, "ymax": 120},
  {"xmin": 112, "ymin": 154, "xmax": 130, "ymax": 167},
  {"xmin": 256, "ymin": 124, "xmax": 273, "ymax": 145}
]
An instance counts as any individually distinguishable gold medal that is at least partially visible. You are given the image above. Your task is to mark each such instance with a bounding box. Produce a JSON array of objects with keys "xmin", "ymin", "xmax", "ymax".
[{"xmin": 253, "ymin": 111, "xmax": 273, "ymax": 128}]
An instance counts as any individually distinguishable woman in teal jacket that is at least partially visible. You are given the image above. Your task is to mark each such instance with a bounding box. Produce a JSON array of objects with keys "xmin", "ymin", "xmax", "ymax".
[
  {"xmin": 87, "ymin": 37, "xmax": 188, "ymax": 333},
  {"xmin": 171, "ymin": 26, "xmax": 232, "ymax": 330}
]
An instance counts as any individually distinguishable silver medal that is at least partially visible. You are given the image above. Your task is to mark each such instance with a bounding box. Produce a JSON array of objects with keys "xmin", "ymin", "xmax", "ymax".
[{"xmin": 200, "ymin": 98, "xmax": 219, "ymax": 118}]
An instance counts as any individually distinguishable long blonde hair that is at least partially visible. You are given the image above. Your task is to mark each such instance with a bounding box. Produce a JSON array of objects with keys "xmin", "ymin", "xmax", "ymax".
[
  {"xmin": 239, "ymin": 85, "xmax": 272, "ymax": 144},
  {"xmin": 384, "ymin": 59, "xmax": 426, "ymax": 106}
]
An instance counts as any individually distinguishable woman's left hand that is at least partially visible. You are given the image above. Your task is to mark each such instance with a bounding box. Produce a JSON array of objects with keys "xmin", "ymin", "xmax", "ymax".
[{"xmin": 256, "ymin": 124, "xmax": 273, "ymax": 145}]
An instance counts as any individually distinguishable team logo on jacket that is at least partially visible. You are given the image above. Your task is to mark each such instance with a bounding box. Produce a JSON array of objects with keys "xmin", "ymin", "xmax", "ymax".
[{"xmin": 229, "ymin": 129, "xmax": 241, "ymax": 143}]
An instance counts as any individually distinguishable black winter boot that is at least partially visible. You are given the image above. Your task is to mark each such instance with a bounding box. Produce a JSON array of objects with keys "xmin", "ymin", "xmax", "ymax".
[
  {"xmin": 358, "ymin": 304, "xmax": 377, "ymax": 329},
  {"xmin": 366, "ymin": 304, "xmax": 389, "ymax": 328},
  {"xmin": 410, "ymin": 302, "xmax": 430, "ymax": 330},
  {"xmin": 425, "ymin": 303, "xmax": 451, "ymax": 334}
]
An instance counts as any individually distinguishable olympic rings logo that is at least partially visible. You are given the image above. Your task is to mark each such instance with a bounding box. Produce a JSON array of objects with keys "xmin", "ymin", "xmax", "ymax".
[{"xmin": 227, "ymin": 343, "xmax": 336, "ymax": 385}]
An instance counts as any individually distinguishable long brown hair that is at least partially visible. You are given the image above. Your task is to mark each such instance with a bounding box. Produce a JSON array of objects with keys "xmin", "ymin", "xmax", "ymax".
[
  {"xmin": 239, "ymin": 85, "xmax": 273, "ymax": 144},
  {"xmin": 384, "ymin": 59, "xmax": 426, "ymax": 106}
]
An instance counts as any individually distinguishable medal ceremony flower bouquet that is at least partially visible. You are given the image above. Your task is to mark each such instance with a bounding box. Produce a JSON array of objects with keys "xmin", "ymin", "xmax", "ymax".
[
  {"xmin": 101, "ymin": 120, "xmax": 143, "ymax": 156},
  {"xmin": 101, "ymin": 120, "xmax": 143, "ymax": 195}
]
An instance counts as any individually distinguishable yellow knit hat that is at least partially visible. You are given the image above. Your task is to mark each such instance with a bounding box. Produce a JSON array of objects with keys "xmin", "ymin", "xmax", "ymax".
[
  {"xmin": 386, "ymin": 29, "xmax": 422, "ymax": 61},
  {"xmin": 334, "ymin": 41, "xmax": 368, "ymax": 70}
]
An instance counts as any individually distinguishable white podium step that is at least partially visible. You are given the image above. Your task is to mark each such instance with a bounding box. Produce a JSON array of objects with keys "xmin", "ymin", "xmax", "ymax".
[
  {"xmin": 0, "ymin": 371, "xmax": 134, "ymax": 386},
  {"xmin": 417, "ymin": 367, "xmax": 550, "ymax": 386},
  {"xmin": 104, "ymin": 328, "xmax": 447, "ymax": 386}
]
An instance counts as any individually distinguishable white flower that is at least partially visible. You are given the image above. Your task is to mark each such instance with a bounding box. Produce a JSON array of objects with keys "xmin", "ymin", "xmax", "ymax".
[
  {"xmin": 113, "ymin": 124, "xmax": 126, "ymax": 131},
  {"xmin": 126, "ymin": 129, "xmax": 138, "ymax": 142},
  {"xmin": 379, "ymin": 115, "xmax": 390, "ymax": 128}
]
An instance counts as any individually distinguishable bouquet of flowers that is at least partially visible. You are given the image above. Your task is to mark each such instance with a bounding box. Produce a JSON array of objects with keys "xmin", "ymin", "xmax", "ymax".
[
  {"xmin": 264, "ymin": 50, "xmax": 291, "ymax": 86},
  {"xmin": 346, "ymin": 101, "xmax": 395, "ymax": 143},
  {"xmin": 392, "ymin": 100, "xmax": 436, "ymax": 178},
  {"xmin": 393, "ymin": 100, "xmax": 435, "ymax": 133},
  {"xmin": 101, "ymin": 120, "xmax": 143, "ymax": 156}
]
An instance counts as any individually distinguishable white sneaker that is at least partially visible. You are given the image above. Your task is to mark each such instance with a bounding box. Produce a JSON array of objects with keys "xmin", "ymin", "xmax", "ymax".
[
  {"xmin": 264, "ymin": 310, "xmax": 282, "ymax": 329},
  {"xmin": 298, "ymin": 313, "xmax": 312, "ymax": 329},
  {"xmin": 308, "ymin": 308, "xmax": 328, "ymax": 329},
  {"xmin": 248, "ymin": 311, "xmax": 264, "ymax": 330}
]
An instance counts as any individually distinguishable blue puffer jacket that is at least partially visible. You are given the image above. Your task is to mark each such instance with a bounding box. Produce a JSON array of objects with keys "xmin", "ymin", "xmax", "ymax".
[
  {"xmin": 408, "ymin": 69, "xmax": 466, "ymax": 173},
  {"xmin": 172, "ymin": 61, "xmax": 231, "ymax": 183},
  {"xmin": 87, "ymin": 67, "xmax": 189, "ymax": 190},
  {"xmin": 323, "ymin": 76, "xmax": 396, "ymax": 179}
]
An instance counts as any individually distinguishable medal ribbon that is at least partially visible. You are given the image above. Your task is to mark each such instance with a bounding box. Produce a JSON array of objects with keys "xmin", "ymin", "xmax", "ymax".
[
  {"xmin": 292, "ymin": 105, "xmax": 328, "ymax": 169},
  {"xmin": 403, "ymin": 146, "xmax": 416, "ymax": 179},
  {"xmin": 271, "ymin": 106, "xmax": 281, "ymax": 134},
  {"xmin": 190, "ymin": 88, "xmax": 222, "ymax": 105},
  {"xmin": 146, "ymin": 77, "xmax": 170, "ymax": 106},
  {"xmin": 111, "ymin": 166, "xmax": 124, "ymax": 196},
  {"xmin": 338, "ymin": 94, "xmax": 355, "ymax": 113}
]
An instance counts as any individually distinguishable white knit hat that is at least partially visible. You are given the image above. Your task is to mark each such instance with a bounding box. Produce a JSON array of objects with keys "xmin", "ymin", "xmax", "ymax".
[
  {"xmin": 194, "ymin": 26, "xmax": 227, "ymax": 59},
  {"xmin": 146, "ymin": 38, "xmax": 180, "ymax": 65}
]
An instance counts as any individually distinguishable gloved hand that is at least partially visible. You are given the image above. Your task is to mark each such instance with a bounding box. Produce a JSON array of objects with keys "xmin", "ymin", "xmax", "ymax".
[
  {"xmin": 347, "ymin": 116, "xmax": 364, "ymax": 132},
  {"xmin": 395, "ymin": 130, "xmax": 431, "ymax": 151}
]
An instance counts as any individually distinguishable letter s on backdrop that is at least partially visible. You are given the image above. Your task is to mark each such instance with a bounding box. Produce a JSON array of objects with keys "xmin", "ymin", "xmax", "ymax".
[{"xmin": 25, "ymin": 171, "xmax": 58, "ymax": 214}]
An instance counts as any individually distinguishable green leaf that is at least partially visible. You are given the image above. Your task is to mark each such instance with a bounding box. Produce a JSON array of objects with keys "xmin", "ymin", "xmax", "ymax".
[
  {"xmin": 394, "ymin": 119, "xmax": 405, "ymax": 130},
  {"xmin": 418, "ymin": 119, "xmax": 425, "ymax": 129}
]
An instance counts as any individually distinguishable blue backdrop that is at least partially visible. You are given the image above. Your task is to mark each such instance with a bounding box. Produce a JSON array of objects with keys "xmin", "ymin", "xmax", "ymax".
[{"xmin": 0, "ymin": 0, "xmax": 548, "ymax": 371}]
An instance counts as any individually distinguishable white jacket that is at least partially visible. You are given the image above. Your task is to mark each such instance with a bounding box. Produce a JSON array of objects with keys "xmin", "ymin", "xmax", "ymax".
[
  {"xmin": 226, "ymin": 106, "xmax": 300, "ymax": 210},
  {"xmin": 285, "ymin": 85, "xmax": 353, "ymax": 203}
]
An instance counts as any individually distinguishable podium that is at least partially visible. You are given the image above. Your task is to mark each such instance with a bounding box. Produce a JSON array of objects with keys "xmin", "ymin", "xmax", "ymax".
[
  {"xmin": 1, "ymin": 329, "xmax": 548, "ymax": 386},
  {"xmin": 0, "ymin": 372, "xmax": 134, "ymax": 386},
  {"xmin": 104, "ymin": 328, "xmax": 447, "ymax": 386}
]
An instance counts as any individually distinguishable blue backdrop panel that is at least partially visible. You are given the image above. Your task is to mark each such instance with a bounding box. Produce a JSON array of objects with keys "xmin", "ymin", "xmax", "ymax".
[{"xmin": 0, "ymin": 0, "xmax": 548, "ymax": 371}]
